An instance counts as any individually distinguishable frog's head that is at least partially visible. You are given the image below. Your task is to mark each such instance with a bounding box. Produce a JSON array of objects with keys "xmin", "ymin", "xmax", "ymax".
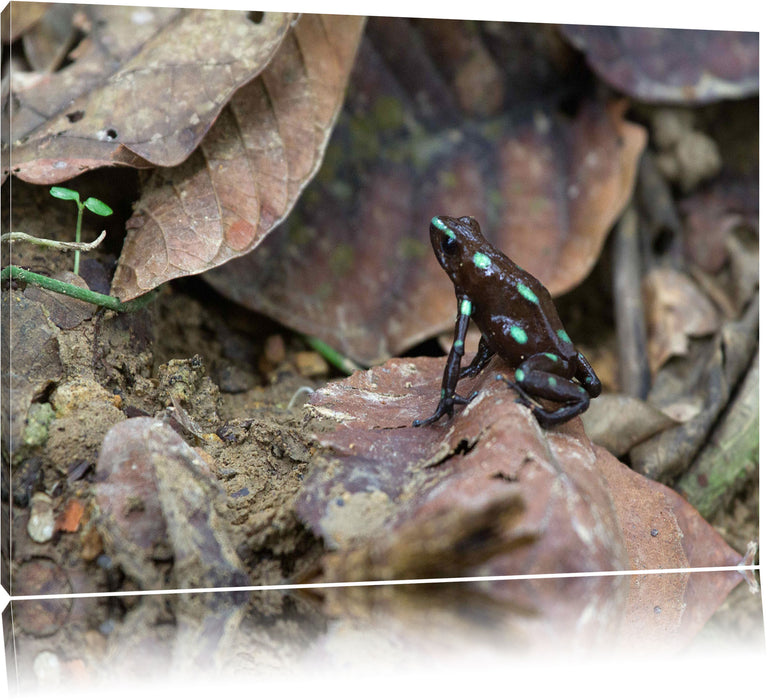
[{"xmin": 429, "ymin": 215, "xmax": 490, "ymax": 286}]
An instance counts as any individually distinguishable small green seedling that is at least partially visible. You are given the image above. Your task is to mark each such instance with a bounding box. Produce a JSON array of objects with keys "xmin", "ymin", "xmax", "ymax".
[{"xmin": 49, "ymin": 186, "xmax": 113, "ymax": 275}]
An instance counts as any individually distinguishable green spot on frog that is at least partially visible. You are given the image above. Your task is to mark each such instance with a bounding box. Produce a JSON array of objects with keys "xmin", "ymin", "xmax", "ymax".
[
  {"xmin": 517, "ymin": 282, "xmax": 539, "ymax": 304},
  {"xmin": 544, "ymin": 353, "xmax": 558, "ymax": 362},
  {"xmin": 473, "ymin": 252, "xmax": 491, "ymax": 269},
  {"xmin": 509, "ymin": 325, "xmax": 528, "ymax": 344},
  {"xmin": 515, "ymin": 368, "xmax": 525, "ymax": 382},
  {"xmin": 548, "ymin": 377, "xmax": 557, "ymax": 387},
  {"xmin": 460, "ymin": 299, "xmax": 472, "ymax": 316},
  {"xmin": 557, "ymin": 329, "xmax": 571, "ymax": 344},
  {"xmin": 454, "ymin": 339, "xmax": 464, "ymax": 350}
]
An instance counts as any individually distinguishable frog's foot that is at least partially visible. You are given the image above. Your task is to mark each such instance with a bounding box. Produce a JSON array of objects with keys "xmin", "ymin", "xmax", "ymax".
[
  {"xmin": 413, "ymin": 390, "xmax": 478, "ymax": 427},
  {"xmin": 495, "ymin": 374, "xmax": 535, "ymax": 408}
]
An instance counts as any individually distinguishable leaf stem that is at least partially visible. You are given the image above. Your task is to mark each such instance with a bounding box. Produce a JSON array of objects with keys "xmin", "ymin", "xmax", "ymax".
[
  {"xmin": 1, "ymin": 265, "xmax": 157, "ymax": 312},
  {"xmin": 74, "ymin": 202, "xmax": 84, "ymax": 275},
  {"xmin": 302, "ymin": 335, "xmax": 363, "ymax": 375}
]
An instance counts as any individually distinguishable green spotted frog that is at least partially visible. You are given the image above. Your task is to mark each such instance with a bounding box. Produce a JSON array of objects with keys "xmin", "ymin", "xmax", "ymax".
[{"xmin": 414, "ymin": 215, "xmax": 601, "ymax": 428}]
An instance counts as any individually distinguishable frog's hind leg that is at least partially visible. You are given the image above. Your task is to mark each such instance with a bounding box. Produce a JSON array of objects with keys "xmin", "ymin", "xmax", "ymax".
[
  {"xmin": 496, "ymin": 352, "xmax": 591, "ymax": 427},
  {"xmin": 574, "ymin": 352, "xmax": 602, "ymax": 398},
  {"xmin": 497, "ymin": 372, "xmax": 590, "ymax": 427}
]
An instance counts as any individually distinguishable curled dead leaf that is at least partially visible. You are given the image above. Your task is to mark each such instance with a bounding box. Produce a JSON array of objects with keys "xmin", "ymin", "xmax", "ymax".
[
  {"xmin": 644, "ymin": 267, "xmax": 720, "ymax": 373},
  {"xmin": 111, "ymin": 14, "xmax": 365, "ymax": 300},
  {"xmin": 6, "ymin": 8, "xmax": 295, "ymax": 183}
]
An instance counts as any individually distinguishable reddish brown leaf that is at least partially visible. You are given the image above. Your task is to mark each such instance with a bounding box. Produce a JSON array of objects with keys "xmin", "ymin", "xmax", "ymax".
[
  {"xmin": 94, "ymin": 417, "xmax": 248, "ymax": 590},
  {"xmin": 297, "ymin": 355, "xmax": 746, "ymax": 647},
  {"xmin": 110, "ymin": 14, "xmax": 365, "ymax": 300},
  {"xmin": 5, "ymin": 8, "xmax": 294, "ymax": 183},
  {"xmin": 205, "ymin": 21, "xmax": 645, "ymax": 365},
  {"xmin": 681, "ymin": 176, "xmax": 759, "ymax": 274},
  {"xmin": 560, "ymin": 26, "xmax": 758, "ymax": 104},
  {"xmin": 498, "ymin": 100, "xmax": 645, "ymax": 294}
]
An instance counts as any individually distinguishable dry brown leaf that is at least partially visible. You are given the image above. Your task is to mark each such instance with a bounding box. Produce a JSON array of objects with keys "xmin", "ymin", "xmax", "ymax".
[
  {"xmin": 204, "ymin": 37, "xmax": 645, "ymax": 365},
  {"xmin": 110, "ymin": 14, "xmax": 365, "ymax": 300},
  {"xmin": 296, "ymin": 355, "xmax": 746, "ymax": 648},
  {"xmin": 581, "ymin": 393, "xmax": 678, "ymax": 456},
  {"xmin": 5, "ymin": 8, "xmax": 294, "ymax": 183},
  {"xmin": 644, "ymin": 267, "xmax": 720, "ymax": 373},
  {"xmin": 560, "ymin": 26, "xmax": 759, "ymax": 104},
  {"xmin": 2, "ymin": 2, "xmax": 50, "ymax": 43},
  {"xmin": 631, "ymin": 293, "xmax": 758, "ymax": 482},
  {"xmin": 94, "ymin": 417, "xmax": 248, "ymax": 591}
]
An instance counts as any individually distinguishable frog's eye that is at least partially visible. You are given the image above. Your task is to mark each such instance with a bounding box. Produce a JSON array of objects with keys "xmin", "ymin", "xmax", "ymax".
[{"xmin": 441, "ymin": 234, "xmax": 458, "ymax": 255}]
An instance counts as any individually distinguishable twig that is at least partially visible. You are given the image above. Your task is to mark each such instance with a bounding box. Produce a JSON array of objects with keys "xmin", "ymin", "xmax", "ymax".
[
  {"xmin": 612, "ymin": 203, "xmax": 651, "ymax": 399},
  {"xmin": 1, "ymin": 230, "xmax": 107, "ymax": 251},
  {"xmin": 1, "ymin": 265, "xmax": 157, "ymax": 312}
]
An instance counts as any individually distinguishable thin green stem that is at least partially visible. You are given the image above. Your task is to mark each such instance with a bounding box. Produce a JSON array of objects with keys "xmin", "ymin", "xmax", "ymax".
[
  {"xmin": 74, "ymin": 203, "xmax": 84, "ymax": 275},
  {"xmin": 302, "ymin": 334, "xmax": 363, "ymax": 375},
  {"xmin": 1, "ymin": 265, "xmax": 157, "ymax": 312}
]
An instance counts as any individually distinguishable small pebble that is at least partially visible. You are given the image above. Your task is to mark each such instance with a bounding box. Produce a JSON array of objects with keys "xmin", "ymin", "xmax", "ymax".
[
  {"xmin": 32, "ymin": 651, "xmax": 61, "ymax": 684},
  {"xmin": 27, "ymin": 492, "xmax": 55, "ymax": 543},
  {"xmin": 293, "ymin": 351, "xmax": 329, "ymax": 377},
  {"xmin": 264, "ymin": 334, "xmax": 286, "ymax": 365}
]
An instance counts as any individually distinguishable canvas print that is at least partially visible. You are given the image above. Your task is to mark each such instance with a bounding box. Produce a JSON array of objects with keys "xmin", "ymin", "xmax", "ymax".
[{"xmin": 0, "ymin": 1, "xmax": 761, "ymax": 690}]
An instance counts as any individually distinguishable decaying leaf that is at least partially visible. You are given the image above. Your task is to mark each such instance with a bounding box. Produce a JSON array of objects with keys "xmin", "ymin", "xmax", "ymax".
[
  {"xmin": 110, "ymin": 14, "xmax": 365, "ymax": 300},
  {"xmin": 681, "ymin": 175, "xmax": 758, "ymax": 274},
  {"xmin": 94, "ymin": 417, "xmax": 248, "ymax": 590},
  {"xmin": 675, "ymin": 352, "xmax": 758, "ymax": 520},
  {"xmin": 560, "ymin": 26, "xmax": 759, "ymax": 104},
  {"xmin": 581, "ymin": 393, "xmax": 678, "ymax": 457},
  {"xmin": 631, "ymin": 293, "xmax": 758, "ymax": 482},
  {"xmin": 2, "ymin": 2, "xmax": 49, "ymax": 43},
  {"xmin": 297, "ymin": 354, "xmax": 746, "ymax": 648},
  {"xmin": 19, "ymin": 2, "xmax": 78, "ymax": 72},
  {"xmin": 5, "ymin": 8, "xmax": 295, "ymax": 183},
  {"xmin": 643, "ymin": 267, "xmax": 720, "ymax": 373},
  {"xmin": 205, "ymin": 20, "xmax": 646, "ymax": 365}
]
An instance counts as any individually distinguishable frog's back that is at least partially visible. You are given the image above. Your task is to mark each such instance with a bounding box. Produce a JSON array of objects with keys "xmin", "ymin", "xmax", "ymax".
[{"xmin": 470, "ymin": 247, "xmax": 574, "ymax": 362}]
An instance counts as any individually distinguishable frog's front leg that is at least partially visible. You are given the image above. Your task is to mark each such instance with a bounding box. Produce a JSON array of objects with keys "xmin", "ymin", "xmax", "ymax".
[
  {"xmin": 496, "ymin": 352, "xmax": 592, "ymax": 428},
  {"xmin": 414, "ymin": 295, "xmax": 479, "ymax": 427}
]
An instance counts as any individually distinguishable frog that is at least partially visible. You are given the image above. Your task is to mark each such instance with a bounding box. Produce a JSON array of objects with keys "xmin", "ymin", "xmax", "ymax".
[{"xmin": 414, "ymin": 215, "xmax": 601, "ymax": 428}]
